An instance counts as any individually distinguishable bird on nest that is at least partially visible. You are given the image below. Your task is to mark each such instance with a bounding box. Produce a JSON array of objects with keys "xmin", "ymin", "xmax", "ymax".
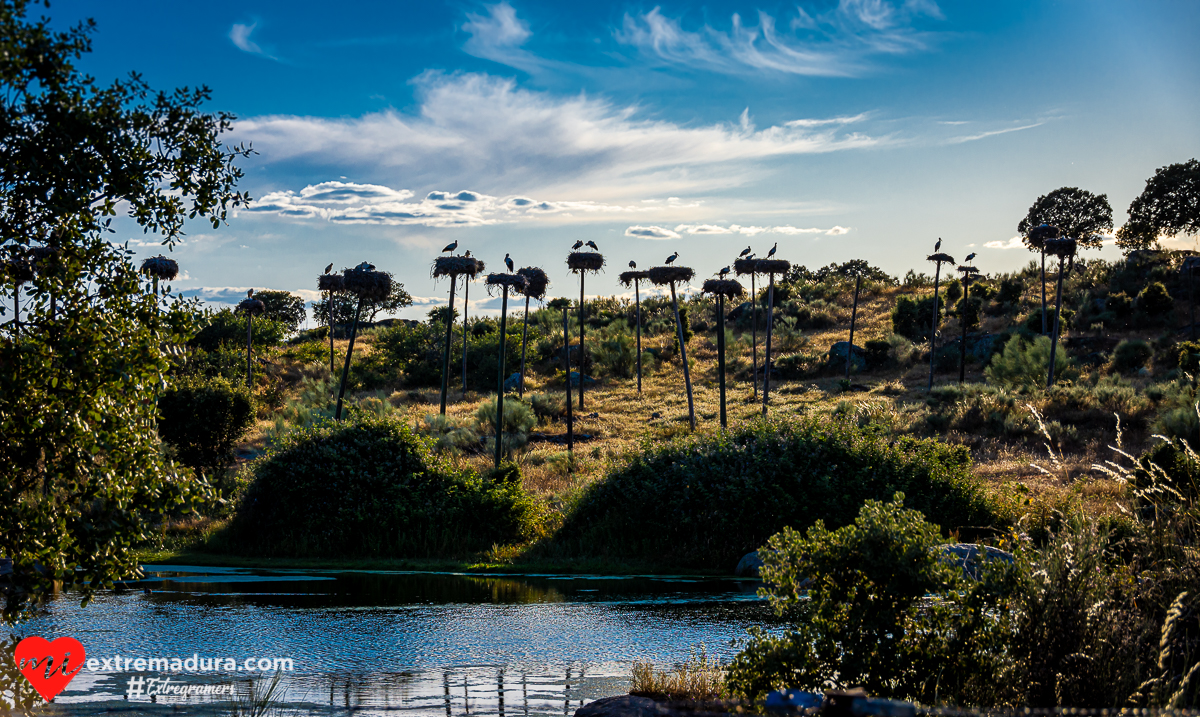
[
  {"xmin": 628, "ymin": 260, "xmax": 636, "ymax": 269},
  {"xmin": 246, "ymin": 289, "xmax": 254, "ymax": 298},
  {"xmin": 585, "ymin": 240, "xmax": 599, "ymax": 250},
  {"xmin": 464, "ymin": 250, "xmax": 471, "ymax": 258},
  {"xmin": 665, "ymin": 252, "xmax": 679, "ymax": 265},
  {"xmin": 767, "ymin": 242, "xmax": 778, "ymax": 258},
  {"xmin": 934, "ymin": 238, "xmax": 942, "ymax": 252},
  {"xmin": 324, "ymin": 262, "xmax": 333, "ymax": 274},
  {"xmin": 965, "ymin": 252, "xmax": 977, "ymax": 263},
  {"xmin": 505, "ymin": 253, "xmax": 514, "ymax": 272},
  {"xmin": 739, "ymin": 246, "xmax": 752, "ymax": 257},
  {"xmin": 442, "ymin": 240, "xmax": 458, "ymax": 254},
  {"xmin": 718, "ymin": 266, "xmax": 730, "ymax": 278},
  {"xmin": 572, "ymin": 240, "xmax": 583, "ymax": 250},
  {"xmin": 355, "ymin": 261, "xmax": 375, "ymax": 271}
]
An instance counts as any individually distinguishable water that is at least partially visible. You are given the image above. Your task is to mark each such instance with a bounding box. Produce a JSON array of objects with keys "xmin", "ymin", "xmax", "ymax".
[{"xmin": 15, "ymin": 565, "xmax": 771, "ymax": 716}]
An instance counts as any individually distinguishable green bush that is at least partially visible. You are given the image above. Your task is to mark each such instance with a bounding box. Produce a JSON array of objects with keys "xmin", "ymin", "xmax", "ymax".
[
  {"xmin": 1023, "ymin": 307, "xmax": 1074, "ymax": 333},
  {"xmin": 864, "ymin": 339, "xmax": 890, "ymax": 370},
  {"xmin": 224, "ymin": 415, "xmax": 544, "ymax": 556},
  {"xmin": 157, "ymin": 374, "xmax": 255, "ymax": 485},
  {"xmin": 550, "ymin": 417, "xmax": 997, "ymax": 568},
  {"xmin": 529, "ymin": 392, "xmax": 565, "ymax": 424},
  {"xmin": 592, "ymin": 320, "xmax": 637, "ymax": 378},
  {"xmin": 189, "ymin": 308, "xmax": 288, "ymax": 352},
  {"xmin": 891, "ymin": 295, "xmax": 943, "ymax": 342},
  {"xmin": 955, "ymin": 296, "xmax": 983, "ymax": 331},
  {"xmin": 1112, "ymin": 339, "xmax": 1153, "ymax": 374},
  {"xmin": 997, "ymin": 277, "xmax": 1025, "ymax": 305},
  {"xmin": 944, "ymin": 280, "xmax": 963, "ymax": 304},
  {"xmin": 1178, "ymin": 340, "xmax": 1200, "ymax": 375},
  {"xmin": 1139, "ymin": 281, "xmax": 1174, "ymax": 318},
  {"xmin": 985, "ymin": 335, "xmax": 1069, "ymax": 389},
  {"xmin": 475, "ymin": 397, "xmax": 538, "ymax": 455}
]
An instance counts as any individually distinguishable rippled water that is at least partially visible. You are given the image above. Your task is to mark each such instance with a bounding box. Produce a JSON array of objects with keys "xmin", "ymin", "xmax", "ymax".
[{"xmin": 16, "ymin": 565, "xmax": 771, "ymax": 716}]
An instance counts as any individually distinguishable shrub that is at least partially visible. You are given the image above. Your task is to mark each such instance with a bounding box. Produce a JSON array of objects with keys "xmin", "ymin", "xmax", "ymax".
[
  {"xmin": 1023, "ymin": 307, "xmax": 1074, "ymax": 333},
  {"xmin": 864, "ymin": 339, "xmax": 890, "ymax": 370},
  {"xmin": 474, "ymin": 397, "xmax": 538, "ymax": 455},
  {"xmin": 1179, "ymin": 340, "xmax": 1200, "ymax": 375},
  {"xmin": 420, "ymin": 413, "xmax": 480, "ymax": 454},
  {"xmin": 944, "ymin": 280, "xmax": 963, "ymax": 304},
  {"xmin": 955, "ymin": 296, "xmax": 983, "ymax": 331},
  {"xmin": 986, "ymin": 335, "xmax": 1069, "ymax": 389},
  {"xmin": 157, "ymin": 374, "xmax": 255, "ymax": 485},
  {"xmin": 1107, "ymin": 291, "xmax": 1135, "ymax": 320},
  {"xmin": 189, "ymin": 308, "xmax": 288, "ymax": 352},
  {"xmin": 591, "ymin": 321, "xmax": 637, "ymax": 378},
  {"xmin": 224, "ymin": 415, "xmax": 544, "ymax": 556},
  {"xmin": 892, "ymin": 295, "xmax": 942, "ymax": 342},
  {"xmin": 1112, "ymin": 339, "xmax": 1153, "ymax": 374},
  {"xmin": 529, "ymin": 393, "xmax": 565, "ymax": 424},
  {"xmin": 550, "ymin": 417, "xmax": 997, "ymax": 568},
  {"xmin": 1139, "ymin": 281, "xmax": 1174, "ymax": 318},
  {"xmin": 997, "ymin": 277, "xmax": 1025, "ymax": 305}
]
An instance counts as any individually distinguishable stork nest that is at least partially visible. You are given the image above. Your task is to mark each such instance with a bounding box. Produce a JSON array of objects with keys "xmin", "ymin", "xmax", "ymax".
[
  {"xmin": 344, "ymin": 267, "xmax": 392, "ymax": 300},
  {"xmin": 517, "ymin": 266, "xmax": 550, "ymax": 300},
  {"xmin": 1028, "ymin": 224, "xmax": 1062, "ymax": 244},
  {"xmin": 648, "ymin": 266, "xmax": 695, "ymax": 285},
  {"xmin": 701, "ymin": 278, "xmax": 746, "ymax": 299},
  {"xmin": 927, "ymin": 253, "xmax": 956, "ymax": 264},
  {"xmin": 485, "ymin": 272, "xmax": 527, "ymax": 296},
  {"xmin": 733, "ymin": 258, "xmax": 758, "ymax": 276},
  {"xmin": 957, "ymin": 265, "xmax": 979, "ymax": 274},
  {"xmin": 567, "ymin": 252, "xmax": 605, "ymax": 273},
  {"xmin": 140, "ymin": 255, "xmax": 179, "ymax": 281},
  {"xmin": 4, "ymin": 258, "xmax": 33, "ymax": 285},
  {"xmin": 548, "ymin": 297, "xmax": 572, "ymax": 311},
  {"xmin": 237, "ymin": 298, "xmax": 266, "ymax": 315},
  {"xmin": 618, "ymin": 270, "xmax": 649, "ymax": 287},
  {"xmin": 317, "ymin": 273, "xmax": 344, "ymax": 292},
  {"xmin": 1044, "ymin": 238, "xmax": 1078, "ymax": 258},
  {"xmin": 432, "ymin": 255, "xmax": 484, "ymax": 279},
  {"xmin": 755, "ymin": 258, "xmax": 790, "ymax": 275}
]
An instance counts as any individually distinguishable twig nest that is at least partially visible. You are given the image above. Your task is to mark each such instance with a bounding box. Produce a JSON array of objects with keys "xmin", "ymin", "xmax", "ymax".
[
  {"xmin": 647, "ymin": 266, "xmax": 695, "ymax": 285},
  {"xmin": 344, "ymin": 267, "xmax": 392, "ymax": 300},
  {"xmin": 1028, "ymin": 224, "xmax": 1061, "ymax": 245},
  {"xmin": 4, "ymin": 257, "xmax": 33, "ymax": 285},
  {"xmin": 755, "ymin": 258, "xmax": 791, "ymax": 275},
  {"xmin": 618, "ymin": 270, "xmax": 649, "ymax": 287},
  {"xmin": 516, "ymin": 266, "xmax": 550, "ymax": 300},
  {"xmin": 237, "ymin": 298, "xmax": 266, "ymax": 315},
  {"xmin": 733, "ymin": 258, "xmax": 758, "ymax": 276},
  {"xmin": 701, "ymin": 278, "xmax": 746, "ymax": 299},
  {"xmin": 433, "ymin": 255, "xmax": 484, "ymax": 279},
  {"xmin": 548, "ymin": 297, "xmax": 571, "ymax": 310},
  {"xmin": 567, "ymin": 252, "xmax": 605, "ymax": 273},
  {"xmin": 485, "ymin": 272, "xmax": 527, "ymax": 295},
  {"xmin": 317, "ymin": 273, "xmax": 344, "ymax": 292},
  {"xmin": 1044, "ymin": 238, "xmax": 1078, "ymax": 258},
  {"xmin": 927, "ymin": 252, "xmax": 956, "ymax": 264},
  {"xmin": 957, "ymin": 265, "xmax": 979, "ymax": 274},
  {"xmin": 140, "ymin": 255, "xmax": 179, "ymax": 281}
]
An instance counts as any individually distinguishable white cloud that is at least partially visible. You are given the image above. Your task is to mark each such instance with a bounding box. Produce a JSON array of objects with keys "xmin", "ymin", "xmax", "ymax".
[
  {"xmin": 235, "ymin": 73, "xmax": 881, "ymax": 200},
  {"xmin": 625, "ymin": 225, "xmax": 681, "ymax": 239},
  {"xmin": 946, "ymin": 122, "xmax": 1043, "ymax": 145},
  {"xmin": 229, "ymin": 22, "xmax": 278, "ymax": 60},
  {"xmin": 462, "ymin": 3, "xmax": 536, "ymax": 69},
  {"xmin": 672, "ymin": 223, "xmax": 850, "ymax": 236},
  {"xmin": 615, "ymin": 1, "xmax": 944, "ymax": 77},
  {"xmin": 984, "ymin": 236, "xmax": 1025, "ymax": 250}
]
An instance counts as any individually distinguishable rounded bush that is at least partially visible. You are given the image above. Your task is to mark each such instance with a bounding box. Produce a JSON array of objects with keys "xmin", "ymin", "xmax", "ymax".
[
  {"xmin": 551, "ymin": 417, "xmax": 998, "ymax": 568},
  {"xmin": 225, "ymin": 415, "xmax": 544, "ymax": 556},
  {"xmin": 1112, "ymin": 339, "xmax": 1153, "ymax": 374},
  {"xmin": 157, "ymin": 374, "xmax": 255, "ymax": 482}
]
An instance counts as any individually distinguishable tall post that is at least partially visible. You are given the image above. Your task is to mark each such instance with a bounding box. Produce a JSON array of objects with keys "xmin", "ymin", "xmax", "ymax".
[
  {"xmin": 335, "ymin": 296, "xmax": 365, "ymax": 420},
  {"xmin": 750, "ymin": 273, "xmax": 758, "ymax": 397},
  {"xmin": 717, "ymin": 293, "xmax": 727, "ymax": 428},
  {"xmin": 1040, "ymin": 248, "xmax": 1047, "ymax": 335},
  {"xmin": 635, "ymin": 278, "xmax": 642, "ymax": 393},
  {"xmin": 927, "ymin": 261, "xmax": 942, "ymax": 391},
  {"xmin": 327, "ymin": 290, "xmax": 335, "ymax": 376},
  {"xmin": 670, "ymin": 282, "xmax": 696, "ymax": 431},
  {"xmin": 762, "ymin": 273, "xmax": 776, "ymax": 415},
  {"xmin": 495, "ymin": 287, "xmax": 509, "ymax": 469},
  {"xmin": 245, "ymin": 313, "xmax": 253, "ymax": 389},
  {"xmin": 578, "ymin": 273, "xmax": 586, "ymax": 410},
  {"xmin": 439, "ymin": 277, "xmax": 458, "ymax": 415},
  {"xmin": 562, "ymin": 305, "xmax": 573, "ymax": 454},
  {"xmin": 1191, "ymin": 267, "xmax": 1196, "ymax": 341},
  {"xmin": 462, "ymin": 277, "xmax": 470, "ymax": 394},
  {"xmin": 846, "ymin": 274, "xmax": 861, "ymax": 380},
  {"xmin": 519, "ymin": 294, "xmax": 530, "ymax": 397},
  {"xmin": 1047, "ymin": 258, "xmax": 1066, "ymax": 388},
  {"xmin": 959, "ymin": 273, "xmax": 970, "ymax": 384},
  {"xmin": 12, "ymin": 288, "xmax": 17, "ymax": 336}
]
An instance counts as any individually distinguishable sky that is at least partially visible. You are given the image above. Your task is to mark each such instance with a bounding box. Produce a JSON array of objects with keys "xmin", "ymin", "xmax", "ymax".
[{"xmin": 48, "ymin": 0, "xmax": 1200, "ymax": 321}]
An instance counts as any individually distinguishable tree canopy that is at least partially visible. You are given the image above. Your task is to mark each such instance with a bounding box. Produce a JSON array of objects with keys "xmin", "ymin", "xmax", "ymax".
[
  {"xmin": 1017, "ymin": 187, "xmax": 1113, "ymax": 251},
  {"xmin": 0, "ymin": 0, "xmax": 250, "ymax": 621},
  {"xmin": 255, "ymin": 289, "xmax": 306, "ymax": 333},
  {"xmin": 1117, "ymin": 159, "xmax": 1200, "ymax": 253}
]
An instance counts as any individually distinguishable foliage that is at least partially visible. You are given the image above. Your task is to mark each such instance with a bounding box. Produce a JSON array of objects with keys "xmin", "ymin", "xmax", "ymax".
[
  {"xmin": 1018, "ymin": 187, "xmax": 1114, "ymax": 251},
  {"xmin": 360, "ymin": 271, "xmax": 412, "ymax": 322},
  {"xmin": 997, "ymin": 277, "xmax": 1025, "ymax": 306},
  {"xmin": 475, "ymin": 396, "xmax": 538, "ymax": 455},
  {"xmin": 631, "ymin": 649, "xmax": 727, "ymax": 701},
  {"xmin": 0, "ymin": 0, "xmax": 247, "ymax": 618},
  {"xmin": 254, "ymin": 290, "xmax": 306, "ymax": 334},
  {"xmin": 157, "ymin": 374, "xmax": 254, "ymax": 485},
  {"xmin": 671, "ymin": 306, "xmax": 694, "ymax": 354},
  {"xmin": 1023, "ymin": 307, "xmax": 1073, "ymax": 333},
  {"xmin": 1118, "ymin": 159, "xmax": 1200, "ymax": 252},
  {"xmin": 1113, "ymin": 339, "xmax": 1154, "ymax": 374},
  {"xmin": 1139, "ymin": 281, "xmax": 1175, "ymax": 318},
  {"xmin": 944, "ymin": 279, "xmax": 962, "ymax": 304},
  {"xmin": 551, "ymin": 417, "xmax": 996, "ymax": 568},
  {"xmin": 786, "ymin": 260, "xmax": 897, "ymax": 286},
  {"xmin": 190, "ymin": 308, "xmax": 288, "ymax": 352},
  {"xmin": 955, "ymin": 296, "xmax": 983, "ymax": 332},
  {"xmin": 891, "ymin": 295, "xmax": 943, "ymax": 342},
  {"xmin": 223, "ymin": 415, "xmax": 544, "ymax": 556},
  {"xmin": 420, "ymin": 413, "xmax": 480, "ymax": 454},
  {"xmin": 986, "ymin": 335, "xmax": 1070, "ymax": 389},
  {"xmin": 1179, "ymin": 341, "xmax": 1200, "ymax": 375},
  {"xmin": 591, "ymin": 320, "xmax": 637, "ymax": 378},
  {"xmin": 529, "ymin": 392, "xmax": 565, "ymax": 424}
]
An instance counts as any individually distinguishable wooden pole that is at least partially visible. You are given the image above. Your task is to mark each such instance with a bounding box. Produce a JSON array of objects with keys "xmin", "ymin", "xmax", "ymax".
[
  {"xmin": 327, "ymin": 290, "xmax": 335, "ymax": 377},
  {"xmin": 1047, "ymin": 258, "xmax": 1066, "ymax": 388},
  {"xmin": 762, "ymin": 273, "xmax": 776, "ymax": 415},
  {"xmin": 959, "ymin": 272, "xmax": 970, "ymax": 384},
  {"xmin": 462, "ymin": 277, "xmax": 470, "ymax": 395},
  {"xmin": 670, "ymin": 281, "xmax": 696, "ymax": 431},
  {"xmin": 245, "ymin": 312, "xmax": 253, "ymax": 389},
  {"xmin": 562, "ymin": 305, "xmax": 573, "ymax": 454},
  {"xmin": 439, "ymin": 276, "xmax": 457, "ymax": 415},
  {"xmin": 519, "ymin": 294, "xmax": 530, "ymax": 397},
  {"xmin": 750, "ymin": 273, "xmax": 758, "ymax": 397},
  {"xmin": 335, "ymin": 296, "xmax": 364, "ymax": 420},
  {"xmin": 635, "ymin": 278, "xmax": 642, "ymax": 393},
  {"xmin": 717, "ymin": 293, "xmax": 727, "ymax": 428},
  {"xmin": 495, "ymin": 286, "xmax": 509, "ymax": 469},
  {"xmin": 578, "ymin": 273, "xmax": 586, "ymax": 410},
  {"xmin": 927, "ymin": 261, "xmax": 942, "ymax": 392},
  {"xmin": 846, "ymin": 274, "xmax": 861, "ymax": 380},
  {"xmin": 1041, "ymin": 248, "xmax": 1047, "ymax": 335},
  {"xmin": 1191, "ymin": 268, "xmax": 1196, "ymax": 341}
]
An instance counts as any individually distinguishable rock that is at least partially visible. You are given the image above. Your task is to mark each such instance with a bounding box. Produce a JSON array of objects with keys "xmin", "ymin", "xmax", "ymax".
[
  {"xmin": 503, "ymin": 372, "xmax": 522, "ymax": 392},
  {"xmin": 735, "ymin": 551, "xmax": 764, "ymax": 578},
  {"xmin": 587, "ymin": 412, "xmax": 599, "ymax": 418},
  {"xmin": 569, "ymin": 371, "xmax": 596, "ymax": 387},
  {"xmin": 575, "ymin": 695, "xmax": 660, "ymax": 717},
  {"xmin": 829, "ymin": 341, "xmax": 866, "ymax": 371},
  {"xmin": 650, "ymin": 412, "xmax": 661, "ymax": 419},
  {"xmin": 939, "ymin": 543, "xmax": 1014, "ymax": 580}
]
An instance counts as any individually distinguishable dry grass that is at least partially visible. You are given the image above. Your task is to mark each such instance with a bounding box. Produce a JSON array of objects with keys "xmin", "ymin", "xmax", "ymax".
[{"xmin": 631, "ymin": 650, "xmax": 728, "ymax": 701}]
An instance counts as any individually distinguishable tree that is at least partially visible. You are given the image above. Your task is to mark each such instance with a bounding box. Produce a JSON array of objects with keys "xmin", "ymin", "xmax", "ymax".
[
  {"xmin": 255, "ymin": 289, "xmax": 306, "ymax": 333},
  {"xmin": 1117, "ymin": 159, "xmax": 1200, "ymax": 252},
  {"xmin": 362, "ymin": 272, "xmax": 412, "ymax": 322},
  {"xmin": 311, "ymin": 272, "xmax": 412, "ymax": 329},
  {"xmin": 0, "ymin": 0, "xmax": 250, "ymax": 620},
  {"xmin": 1017, "ymin": 187, "xmax": 1113, "ymax": 333}
]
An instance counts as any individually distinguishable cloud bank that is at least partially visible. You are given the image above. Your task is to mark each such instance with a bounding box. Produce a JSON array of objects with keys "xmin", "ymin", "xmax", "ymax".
[{"xmin": 627, "ymin": 223, "xmax": 850, "ymax": 239}]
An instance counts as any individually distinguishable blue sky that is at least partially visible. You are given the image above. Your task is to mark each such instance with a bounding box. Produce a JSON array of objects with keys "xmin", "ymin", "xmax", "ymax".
[{"xmin": 52, "ymin": 0, "xmax": 1200, "ymax": 320}]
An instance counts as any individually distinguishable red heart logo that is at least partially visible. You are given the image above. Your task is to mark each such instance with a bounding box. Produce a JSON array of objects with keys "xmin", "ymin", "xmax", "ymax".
[{"xmin": 14, "ymin": 636, "xmax": 86, "ymax": 702}]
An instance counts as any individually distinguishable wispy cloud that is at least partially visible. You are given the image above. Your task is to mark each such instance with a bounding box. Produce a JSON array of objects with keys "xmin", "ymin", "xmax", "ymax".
[
  {"xmin": 462, "ymin": 3, "xmax": 537, "ymax": 70},
  {"xmin": 626, "ymin": 225, "xmax": 681, "ymax": 239},
  {"xmin": 229, "ymin": 21, "xmax": 279, "ymax": 61},
  {"xmin": 946, "ymin": 122, "xmax": 1043, "ymax": 144},
  {"xmin": 236, "ymin": 73, "xmax": 881, "ymax": 200},
  {"xmin": 674, "ymin": 223, "xmax": 849, "ymax": 236},
  {"xmin": 983, "ymin": 236, "xmax": 1024, "ymax": 250},
  {"xmin": 615, "ymin": 0, "xmax": 944, "ymax": 77}
]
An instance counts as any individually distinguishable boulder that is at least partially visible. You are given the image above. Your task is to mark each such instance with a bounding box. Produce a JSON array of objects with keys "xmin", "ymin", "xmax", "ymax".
[
  {"xmin": 735, "ymin": 551, "xmax": 764, "ymax": 578},
  {"xmin": 829, "ymin": 342, "xmax": 866, "ymax": 370},
  {"xmin": 569, "ymin": 371, "xmax": 596, "ymax": 387},
  {"xmin": 576, "ymin": 696, "xmax": 660, "ymax": 717},
  {"xmin": 939, "ymin": 543, "xmax": 1014, "ymax": 580},
  {"xmin": 503, "ymin": 372, "xmax": 522, "ymax": 392}
]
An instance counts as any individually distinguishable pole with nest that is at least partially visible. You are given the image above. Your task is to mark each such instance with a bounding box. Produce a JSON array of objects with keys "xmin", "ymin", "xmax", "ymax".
[
  {"xmin": 734, "ymin": 257, "xmax": 759, "ymax": 397},
  {"xmin": 701, "ymin": 277, "xmax": 746, "ymax": 428},
  {"xmin": 317, "ymin": 271, "xmax": 344, "ymax": 377},
  {"xmin": 956, "ymin": 264, "xmax": 979, "ymax": 384},
  {"xmin": 432, "ymin": 255, "xmax": 483, "ymax": 415},
  {"xmin": 620, "ymin": 268, "xmax": 650, "ymax": 393},
  {"xmin": 1044, "ymin": 237, "xmax": 1078, "ymax": 388},
  {"xmin": 236, "ymin": 293, "xmax": 265, "ymax": 390},
  {"xmin": 460, "ymin": 258, "xmax": 485, "ymax": 395},
  {"xmin": 335, "ymin": 265, "xmax": 392, "ymax": 420},
  {"xmin": 516, "ymin": 267, "xmax": 549, "ymax": 397},
  {"xmin": 549, "ymin": 297, "xmax": 574, "ymax": 455},
  {"xmin": 926, "ymin": 247, "xmax": 956, "ymax": 391},
  {"xmin": 566, "ymin": 249, "xmax": 605, "ymax": 410},
  {"xmin": 648, "ymin": 264, "xmax": 697, "ymax": 430},
  {"xmin": 755, "ymin": 258, "xmax": 790, "ymax": 414},
  {"xmin": 486, "ymin": 271, "xmax": 527, "ymax": 469}
]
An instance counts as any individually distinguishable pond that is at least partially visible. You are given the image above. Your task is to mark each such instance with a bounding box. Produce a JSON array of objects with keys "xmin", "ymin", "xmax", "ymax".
[{"xmin": 15, "ymin": 565, "xmax": 772, "ymax": 716}]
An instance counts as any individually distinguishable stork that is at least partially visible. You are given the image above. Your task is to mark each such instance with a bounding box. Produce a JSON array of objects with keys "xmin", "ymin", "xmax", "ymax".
[
  {"xmin": 442, "ymin": 240, "xmax": 458, "ymax": 254},
  {"xmin": 739, "ymin": 246, "xmax": 751, "ymax": 257},
  {"xmin": 965, "ymin": 252, "xmax": 977, "ymax": 263},
  {"xmin": 665, "ymin": 252, "xmax": 679, "ymax": 265},
  {"xmin": 934, "ymin": 238, "xmax": 942, "ymax": 252},
  {"xmin": 571, "ymin": 240, "xmax": 583, "ymax": 250},
  {"xmin": 718, "ymin": 266, "xmax": 730, "ymax": 278},
  {"xmin": 767, "ymin": 242, "xmax": 778, "ymax": 258},
  {"xmin": 585, "ymin": 241, "xmax": 599, "ymax": 250},
  {"xmin": 324, "ymin": 263, "xmax": 333, "ymax": 274},
  {"xmin": 505, "ymin": 253, "xmax": 514, "ymax": 272},
  {"xmin": 628, "ymin": 260, "xmax": 636, "ymax": 269}
]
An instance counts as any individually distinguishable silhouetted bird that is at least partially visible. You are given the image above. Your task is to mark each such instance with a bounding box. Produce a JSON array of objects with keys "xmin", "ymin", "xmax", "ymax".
[
  {"xmin": 246, "ymin": 288, "xmax": 253, "ymax": 297},
  {"xmin": 739, "ymin": 246, "xmax": 752, "ymax": 257},
  {"xmin": 464, "ymin": 250, "xmax": 471, "ymax": 257},
  {"xmin": 767, "ymin": 242, "xmax": 778, "ymax": 258},
  {"xmin": 935, "ymin": 238, "xmax": 942, "ymax": 252},
  {"xmin": 324, "ymin": 263, "xmax": 333, "ymax": 274},
  {"xmin": 585, "ymin": 241, "xmax": 599, "ymax": 250},
  {"xmin": 355, "ymin": 261, "xmax": 375, "ymax": 271},
  {"xmin": 442, "ymin": 240, "xmax": 458, "ymax": 253},
  {"xmin": 666, "ymin": 252, "xmax": 679, "ymax": 264},
  {"xmin": 965, "ymin": 252, "xmax": 976, "ymax": 262},
  {"xmin": 719, "ymin": 266, "xmax": 730, "ymax": 278},
  {"xmin": 505, "ymin": 253, "xmax": 514, "ymax": 271},
  {"xmin": 628, "ymin": 260, "xmax": 636, "ymax": 269},
  {"xmin": 745, "ymin": 254, "xmax": 755, "ymax": 261},
  {"xmin": 572, "ymin": 240, "xmax": 583, "ymax": 250}
]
